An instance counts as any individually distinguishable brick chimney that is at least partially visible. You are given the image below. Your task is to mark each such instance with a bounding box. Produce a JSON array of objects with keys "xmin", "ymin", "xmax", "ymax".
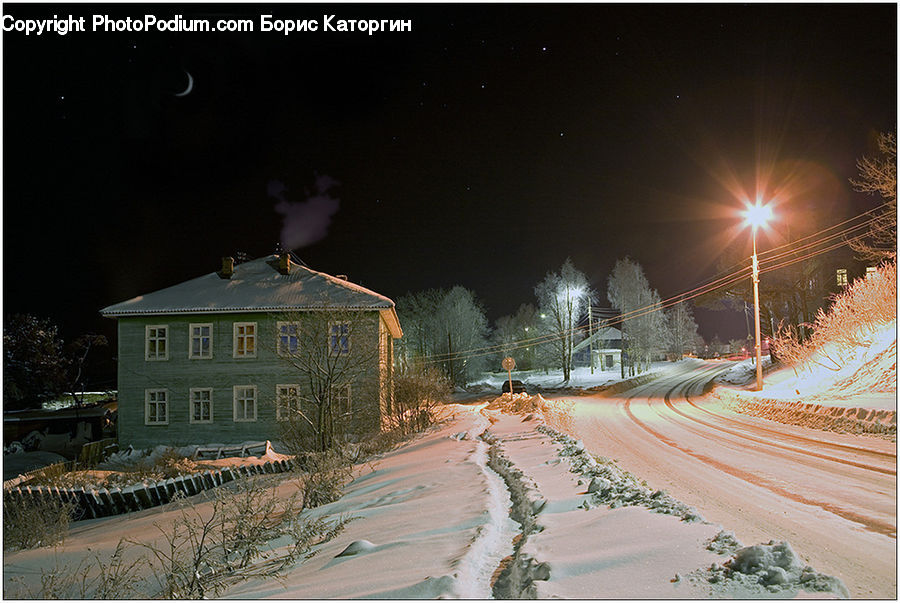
[
  {"xmin": 219, "ymin": 256, "xmax": 234, "ymax": 279},
  {"xmin": 277, "ymin": 252, "xmax": 291, "ymax": 275}
]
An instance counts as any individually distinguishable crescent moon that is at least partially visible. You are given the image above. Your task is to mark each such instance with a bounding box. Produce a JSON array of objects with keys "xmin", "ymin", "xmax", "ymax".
[{"xmin": 174, "ymin": 70, "xmax": 193, "ymax": 97}]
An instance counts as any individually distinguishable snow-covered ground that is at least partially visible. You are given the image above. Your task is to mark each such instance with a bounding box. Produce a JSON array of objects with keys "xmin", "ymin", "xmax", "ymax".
[
  {"xmin": 712, "ymin": 322, "xmax": 896, "ymax": 437},
  {"xmin": 470, "ymin": 362, "xmax": 671, "ymax": 392},
  {"xmin": 4, "ymin": 400, "xmax": 849, "ymax": 599}
]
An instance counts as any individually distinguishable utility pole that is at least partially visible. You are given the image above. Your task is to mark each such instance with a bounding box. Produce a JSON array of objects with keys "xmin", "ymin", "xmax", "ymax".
[{"xmin": 588, "ymin": 305, "xmax": 595, "ymax": 374}]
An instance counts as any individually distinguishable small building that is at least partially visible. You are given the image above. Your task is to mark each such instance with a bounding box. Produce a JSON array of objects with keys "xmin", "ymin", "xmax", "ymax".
[
  {"xmin": 572, "ymin": 326, "xmax": 623, "ymax": 370},
  {"xmin": 101, "ymin": 254, "xmax": 402, "ymax": 449}
]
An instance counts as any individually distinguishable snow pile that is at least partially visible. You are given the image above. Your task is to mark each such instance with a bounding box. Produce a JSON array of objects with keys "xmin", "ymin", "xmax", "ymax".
[
  {"xmin": 537, "ymin": 425, "xmax": 703, "ymax": 522},
  {"xmin": 706, "ymin": 530, "xmax": 742, "ymax": 555},
  {"xmin": 485, "ymin": 392, "xmax": 547, "ymax": 414},
  {"xmin": 698, "ymin": 540, "xmax": 849, "ymax": 598}
]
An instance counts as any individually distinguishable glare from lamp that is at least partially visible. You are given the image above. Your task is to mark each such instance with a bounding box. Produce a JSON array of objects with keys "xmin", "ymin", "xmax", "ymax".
[{"xmin": 742, "ymin": 201, "xmax": 773, "ymax": 230}]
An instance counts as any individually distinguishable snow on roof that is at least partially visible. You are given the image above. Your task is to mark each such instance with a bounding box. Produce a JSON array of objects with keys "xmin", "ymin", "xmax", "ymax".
[{"xmin": 100, "ymin": 255, "xmax": 402, "ymax": 336}]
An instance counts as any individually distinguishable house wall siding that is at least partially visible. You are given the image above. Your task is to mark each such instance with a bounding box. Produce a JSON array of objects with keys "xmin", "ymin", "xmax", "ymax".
[{"xmin": 117, "ymin": 311, "xmax": 384, "ymax": 449}]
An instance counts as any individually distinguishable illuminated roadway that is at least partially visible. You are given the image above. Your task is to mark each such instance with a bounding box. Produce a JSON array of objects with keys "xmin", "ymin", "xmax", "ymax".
[{"xmin": 541, "ymin": 361, "xmax": 896, "ymax": 599}]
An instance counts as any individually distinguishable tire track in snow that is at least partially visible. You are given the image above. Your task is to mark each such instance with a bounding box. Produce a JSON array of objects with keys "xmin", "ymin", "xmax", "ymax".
[
  {"xmin": 622, "ymin": 395, "xmax": 897, "ymax": 538},
  {"xmin": 453, "ymin": 439, "xmax": 517, "ymax": 599}
]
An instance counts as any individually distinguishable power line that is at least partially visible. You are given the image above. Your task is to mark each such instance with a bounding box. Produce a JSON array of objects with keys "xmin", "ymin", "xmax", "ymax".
[{"xmin": 416, "ymin": 208, "xmax": 894, "ymax": 365}]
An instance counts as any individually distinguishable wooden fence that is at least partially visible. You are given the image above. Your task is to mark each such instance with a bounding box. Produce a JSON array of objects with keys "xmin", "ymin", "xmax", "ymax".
[{"xmin": 3, "ymin": 459, "xmax": 295, "ymax": 521}]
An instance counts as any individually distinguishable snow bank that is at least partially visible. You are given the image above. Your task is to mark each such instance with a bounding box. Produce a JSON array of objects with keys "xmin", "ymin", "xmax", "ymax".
[
  {"xmin": 715, "ymin": 321, "xmax": 896, "ymax": 436},
  {"xmin": 715, "ymin": 388, "xmax": 896, "ymax": 438}
]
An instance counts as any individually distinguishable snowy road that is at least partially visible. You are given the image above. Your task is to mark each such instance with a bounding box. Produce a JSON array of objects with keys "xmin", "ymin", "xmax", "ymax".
[{"xmin": 542, "ymin": 362, "xmax": 897, "ymax": 599}]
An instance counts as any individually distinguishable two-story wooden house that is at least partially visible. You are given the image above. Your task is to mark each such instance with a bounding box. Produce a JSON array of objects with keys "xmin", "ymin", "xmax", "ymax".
[{"xmin": 101, "ymin": 254, "xmax": 402, "ymax": 449}]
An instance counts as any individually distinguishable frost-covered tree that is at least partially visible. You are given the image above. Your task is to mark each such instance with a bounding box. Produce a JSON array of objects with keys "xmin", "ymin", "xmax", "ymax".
[
  {"xmin": 849, "ymin": 130, "xmax": 897, "ymax": 262},
  {"xmin": 535, "ymin": 259, "xmax": 595, "ymax": 381},
  {"xmin": 395, "ymin": 289, "xmax": 444, "ymax": 372},
  {"xmin": 666, "ymin": 301, "xmax": 702, "ymax": 359},
  {"xmin": 607, "ymin": 258, "xmax": 669, "ymax": 375},
  {"xmin": 397, "ymin": 287, "xmax": 490, "ymax": 386},
  {"xmin": 434, "ymin": 286, "xmax": 491, "ymax": 386}
]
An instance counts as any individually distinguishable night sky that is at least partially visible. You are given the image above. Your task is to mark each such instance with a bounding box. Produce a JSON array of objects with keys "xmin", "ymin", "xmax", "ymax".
[{"xmin": 2, "ymin": 3, "xmax": 897, "ymax": 385}]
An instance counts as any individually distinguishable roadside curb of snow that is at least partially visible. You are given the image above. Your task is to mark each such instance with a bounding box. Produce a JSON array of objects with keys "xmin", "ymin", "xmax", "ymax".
[
  {"xmin": 712, "ymin": 388, "xmax": 896, "ymax": 439},
  {"xmin": 535, "ymin": 424, "xmax": 704, "ymax": 521},
  {"xmin": 478, "ymin": 429, "xmax": 549, "ymax": 599}
]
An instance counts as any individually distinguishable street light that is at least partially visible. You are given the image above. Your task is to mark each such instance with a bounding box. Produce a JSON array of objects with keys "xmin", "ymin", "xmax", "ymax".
[{"xmin": 740, "ymin": 200, "xmax": 773, "ymax": 391}]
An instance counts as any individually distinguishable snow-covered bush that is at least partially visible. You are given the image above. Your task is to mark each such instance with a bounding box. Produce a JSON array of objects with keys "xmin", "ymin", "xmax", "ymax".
[{"xmin": 774, "ymin": 262, "xmax": 896, "ymax": 372}]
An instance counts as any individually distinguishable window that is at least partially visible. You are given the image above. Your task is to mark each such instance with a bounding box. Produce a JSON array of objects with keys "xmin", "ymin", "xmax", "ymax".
[
  {"xmin": 334, "ymin": 384, "xmax": 352, "ymax": 416},
  {"xmin": 189, "ymin": 323, "xmax": 213, "ymax": 359},
  {"xmin": 276, "ymin": 384, "xmax": 300, "ymax": 420},
  {"xmin": 233, "ymin": 385, "xmax": 257, "ymax": 422},
  {"xmin": 145, "ymin": 389, "xmax": 168, "ymax": 425},
  {"xmin": 866, "ymin": 266, "xmax": 877, "ymax": 279},
  {"xmin": 190, "ymin": 388, "xmax": 213, "ymax": 424},
  {"xmin": 329, "ymin": 322, "xmax": 350, "ymax": 355},
  {"xmin": 277, "ymin": 322, "xmax": 299, "ymax": 356},
  {"xmin": 233, "ymin": 322, "xmax": 257, "ymax": 358},
  {"xmin": 146, "ymin": 325, "xmax": 169, "ymax": 360},
  {"xmin": 836, "ymin": 268, "xmax": 848, "ymax": 287}
]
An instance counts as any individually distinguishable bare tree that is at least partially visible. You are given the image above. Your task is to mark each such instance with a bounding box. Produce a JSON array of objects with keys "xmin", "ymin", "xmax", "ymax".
[
  {"xmin": 534, "ymin": 258, "xmax": 594, "ymax": 381},
  {"xmin": 849, "ymin": 130, "xmax": 897, "ymax": 262},
  {"xmin": 273, "ymin": 309, "xmax": 382, "ymax": 452}
]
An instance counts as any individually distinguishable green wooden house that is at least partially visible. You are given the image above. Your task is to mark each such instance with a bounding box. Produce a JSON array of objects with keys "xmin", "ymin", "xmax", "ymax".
[{"xmin": 101, "ymin": 254, "xmax": 402, "ymax": 449}]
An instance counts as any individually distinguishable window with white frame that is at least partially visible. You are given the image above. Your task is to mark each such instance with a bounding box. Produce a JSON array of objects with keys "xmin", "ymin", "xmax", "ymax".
[
  {"xmin": 836, "ymin": 268, "xmax": 848, "ymax": 287},
  {"xmin": 190, "ymin": 388, "xmax": 213, "ymax": 423},
  {"xmin": 145, "ymin": 325, "xmax": 169, "ymax": 360},
  {"xmin": 233, "ymin": 322, "xmax": 257, "ymax": 358},
  {"xmin": 329, "ymin": 322, "xmax": 350, "ymax": 355},
  {"xmin": 866, "ymin": 266, "xmax": 877, "ymax": 279},
  {"xmin": 276, "ymin": 384, "xmax": 301, "ymax": 420},
  {"xmin": 233, "ymin": 385, "xmax": 257, "ymax": 422},
  {"xmin": 189, "ymin": 323, "xmax": 213, "ymax": 359},
  {"xmin": 334, "ymin": 383, "xmax": 352, "ymax": 416},
  {"xmin": 277, "ymin": 322, "xmax": 300, "ymax": 356},
  {"xmin": 145, "ymin": 389, "xmax": 168, "ymax": 425}
]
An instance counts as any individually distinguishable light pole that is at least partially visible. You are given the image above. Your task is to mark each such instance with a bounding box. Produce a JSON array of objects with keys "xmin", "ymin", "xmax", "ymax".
[{"xmin": 741, "ymin": 201, "xmax": 773, "ymax": 392}]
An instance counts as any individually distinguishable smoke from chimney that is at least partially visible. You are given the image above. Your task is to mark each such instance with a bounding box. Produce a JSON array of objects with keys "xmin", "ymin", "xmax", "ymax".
[{"xmin": 269, "ymin": 175, "xmax": 340, "ymax": 251}]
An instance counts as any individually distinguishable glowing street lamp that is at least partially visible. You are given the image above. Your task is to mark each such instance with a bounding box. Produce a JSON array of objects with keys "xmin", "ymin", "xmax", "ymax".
[{"xmin": 740, "ymin": 200, "xmax": 773, "ymax": 391}]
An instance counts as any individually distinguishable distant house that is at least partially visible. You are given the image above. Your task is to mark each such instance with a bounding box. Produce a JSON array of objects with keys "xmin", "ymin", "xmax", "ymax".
[
  {"xmin": 572, "ymin": 326, "xmax": 623, "ymax": 370},
  {"xmin": 101, "ymin": 254, "xmax": 402, "ymax": 449}
]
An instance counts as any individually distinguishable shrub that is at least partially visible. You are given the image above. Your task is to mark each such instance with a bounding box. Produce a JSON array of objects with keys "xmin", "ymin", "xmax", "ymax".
[
  {"xmin": 3, "ymin": 491, "xmax": 75, "ymax": 551},
  {"xmin": 388, "ymin": 368, "xmax": 451, "ymax": 436},
  {"xmin": 774, "ymin": 262, "xmax": 897, "ymax": 372}
]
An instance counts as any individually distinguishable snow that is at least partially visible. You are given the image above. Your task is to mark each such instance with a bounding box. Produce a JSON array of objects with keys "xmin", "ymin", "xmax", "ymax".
[
  {"xmin": 470, "ymin": 362, "xmax": 673, "ymax": 392},
  {"xmin": 4, "ymin": 398, "xmax": 849, "ymax": 599},
  {"xmin": 711, "ymin": 322, "xmax": 896, "ymax": 437}
]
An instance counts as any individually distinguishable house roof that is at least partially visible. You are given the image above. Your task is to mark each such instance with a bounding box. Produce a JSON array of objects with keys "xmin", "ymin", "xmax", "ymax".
[
  {"xmin": 572, "ymin": 326, "xmax": 623, "ymax": 354},
  {"xmin": 100, "ymin": 255, "xmax": 402, "ymax": 338}
]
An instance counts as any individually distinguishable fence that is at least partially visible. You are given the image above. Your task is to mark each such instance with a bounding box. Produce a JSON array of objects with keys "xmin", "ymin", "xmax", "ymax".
[{"xmin": 3, "ymin": 459, "xmax": 295, "ymax": 521}]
